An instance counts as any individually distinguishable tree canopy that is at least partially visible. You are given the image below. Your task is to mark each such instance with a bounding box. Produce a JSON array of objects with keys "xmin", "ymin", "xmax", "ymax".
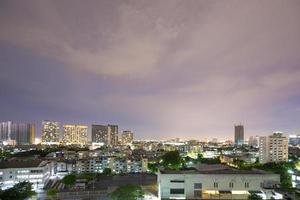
[
  {"xmin": 0, "ymin": 181, "xmax": 36, "ymax": 200},
  {"xmin": 62, "ymin": 174, "xmax": 76, "ymax": 187},
  {"xmin": 161, "ymin": 150, "xmax": 183, "ymax": 170},
  {"xmin": 46, "ymin": 188, "xmax": 58, "ymax": 199},
  {"xmin": 108, "ymin": 185, "xmax": 144, "ymax": 200},
  {"xmin": 103, "ymin": 168, "xmax": 112, "ymax": 176},
  {"xmin": 247, "ymin": 193, "xmax": 263, "ymax": 200}
]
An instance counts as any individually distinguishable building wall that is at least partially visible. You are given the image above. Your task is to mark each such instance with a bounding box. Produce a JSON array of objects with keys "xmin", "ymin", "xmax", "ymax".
[
  {"xmin": 0, "ymin": 164, "xmax": 51, "ymax": 190},
  {"xmin": 121, "ymin": 130, "xmax": 133, "ymax": 144},
  {"xmin": 0, "ymin": 121, "xmax": 12, "ymax": 142},
  {"xmin": 234, "ymin": 125, "xmax": 244, "ymax": 145},
  {"xmin": 91, "ymin": 124, "xmax": 118, "ymax": 146},
  {"xmin": 259, "ymin": 133, "xmax": 288, "ymax": 164},
  {"xmin": 63, "ymin": 125, "xmax": 88, "ymax": 145},
  {"xmin": 158, "ymin": 172, "xmax": 280, "ymax": 199},
  {"xmin": 42, "ymin": 120, "xmax": 60, "ymax": 144}
]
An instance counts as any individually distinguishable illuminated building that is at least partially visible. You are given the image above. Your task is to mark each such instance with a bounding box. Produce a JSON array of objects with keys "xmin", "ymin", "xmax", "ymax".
[
  {"xmin": 62, "ymin": 124, "xmax": 88, "ymax": 145},
  {"xmin": 289, "ymin": 134, "xmax": 300, "ymax": 146},
  {"xmin": 121, "ymin": 130, "xmax": 133, "ymax": 144},
  {"xmin": 41, "ymin": 120, "xmax": 60, "ymax": 145},
  {"xmin": 234, "ymin": 124, "xmax": 244, "ymax": 145},
  {"xmin": 91, "ymin": 124, "xmax": 118, "ymax": 146},
  {"xmin": 158, "ymin": 164, "xmax": 281, "ymax": 199},
  {"xmin": 0, "ymin": 159, "xmax": 51, "ymax": 190},
  {"xmin": 259, "ymin": 132, "xmax": 288, "ymax": 164}
]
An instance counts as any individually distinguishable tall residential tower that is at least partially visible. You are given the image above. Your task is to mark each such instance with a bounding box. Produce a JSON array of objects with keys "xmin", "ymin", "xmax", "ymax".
[
  {"xmin": 41, "ymin": 120, "xmax": 60, "ymax": 144},
  {"xmin": 121, "ymin": 130, "xmax": 133, "ymax": 144},
  {"xmin": 63, "ymin": 124, "xmax": 88, "ymax": 145},
  {"xmin": 259, "ymin": 132, "xmax": 288, "ymax": 164},
  {"xmin": 92, "ymin": 124, "xmax": 118, "ymax": 146}
]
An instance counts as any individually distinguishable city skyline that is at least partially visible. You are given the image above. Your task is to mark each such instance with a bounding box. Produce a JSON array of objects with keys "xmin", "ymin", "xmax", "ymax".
[{"xmin": 1, "ymin": 0, "xmax": 300, "ymax": 139}]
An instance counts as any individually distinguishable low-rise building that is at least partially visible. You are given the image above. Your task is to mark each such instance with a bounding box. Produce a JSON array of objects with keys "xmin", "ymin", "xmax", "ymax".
[
  {"xmin": 158, "ymin": 164, "xmax": 281, "ymax": 199},
  {"xmin": 0, "ymin": 159, "xmax": 51, "ymax": 190}
]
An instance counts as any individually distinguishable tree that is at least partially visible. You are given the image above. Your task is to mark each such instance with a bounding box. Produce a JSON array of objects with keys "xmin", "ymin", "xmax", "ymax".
[
  {"xmin": 148, "ymin": 162, "xmax": 159, "ymax": 173},
  {"xmin": 103, "ymin": 168, "xmax": 112, "ymax": 176},
  {"xmin": 248, "ymin": 193, "xmax": 263, "ymax": 200},
  {"xmin": 108, "ymin": 185, "xmax": 144, "ymax": 200},
  {"xmin": 161, "ymin": 150, "xmax": 183, "ymax": 170},
  {"xmin": 0, "ymin": 181, "xmax": 36, "ymax": 200},
  {"xmin": 46, "ymin": 188, "xmax": 58, "ymax": 199},
  {"xmin": 255, "ymin": 162, "xmax": 293, "ymax": 189},
  {"xmin": 62, "ymin": 174, "xmax": 76, "ymax": 188}
]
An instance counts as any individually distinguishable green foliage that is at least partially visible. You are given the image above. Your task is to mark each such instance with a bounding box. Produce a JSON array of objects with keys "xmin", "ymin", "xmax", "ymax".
[
  {"xmin": 108, "ymin": 184, "xmax": 144, "ymax": 200},
  {"xmin": 148, "ymin": 162, "xmax": 159, "ymax": 173},
  {"xmin": 0, "ymin": 181, "xmax": 36, "ymax": 200},
  {"xmin": 196, "ymin": 153, "xmax": 203, "ymax": 162},
  {"xmin": 0, "ymin": 149, "xmax": 11, "ymax": 158},
  {"xmin": 161, "ymin": 150, "xmax": 183, "ymax": 170},
  {"xmin": 236, "ymin": 161, "xmax": 295, "ymax": 189},
  {"xmin": 255, "ymin": 162, "xmax": 293, "ymax": 189},
  {"xmin": 248, "ymin": 193, "xmax": 263, "ymax": 200},
  {"xmin": 76, "ymin": 172, "xmax": 98, "ymax": 181},
  {"xmin": 103, "ymin": 168, "xmax": 112, "ymax": 176},
  {"xmin": 62, "ymin": 174, "xmax": 76, "ymax": 187},
  {"xmin": 46, "ymin": 188, "xmax": 58, "ymax": 199}
]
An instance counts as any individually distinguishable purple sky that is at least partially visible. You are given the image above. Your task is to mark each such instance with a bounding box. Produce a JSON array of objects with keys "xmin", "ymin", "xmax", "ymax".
[{"xmin": 1, "ymin": 0, "xmax": 300, "ymax": 140}]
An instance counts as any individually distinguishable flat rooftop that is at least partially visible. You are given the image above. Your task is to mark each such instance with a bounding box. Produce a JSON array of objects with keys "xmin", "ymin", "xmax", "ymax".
[
  {"xmin": 0, "ymin": 158, "xmax": 45, "ymax": 169},
  {"xmin": 160, "ymin": 164, "xmax": 272, "ymax": 175}
]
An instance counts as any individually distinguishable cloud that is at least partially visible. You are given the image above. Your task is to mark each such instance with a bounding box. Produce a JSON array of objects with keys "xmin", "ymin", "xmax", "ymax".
[{"xmin": 0, "ymin": 0, "xmax": 300, "ymax": 139}]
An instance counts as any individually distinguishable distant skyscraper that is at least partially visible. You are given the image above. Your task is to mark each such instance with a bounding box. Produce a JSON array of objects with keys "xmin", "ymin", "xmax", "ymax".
[
  {"xmin": 11, "ymin": 123, "xmax": 35, "ymax": 145},
  {"xmin": 121, "ymin": 130, "xmax": 133, "ymax": 144},
  {"xmin": 92, "ymin": 124, "xmax": 118, "ymax": 146},
  {"xmin": 41, "ymin": 120, "xmax": 60, "ymax": 144},
  {"xmin": 259, "ymin": 132, "xmax": 288, "ymax": 164},
  {"xmin": 63, "ymin": 124, "xmax": 88, "ymax": 145},
  {"xmin": 0, "ymin": 121, "xmax": 12, "ymax": 143},
  {"xmin": 234, "ymin": 124, "xmax": 244, "ymax": 145}
]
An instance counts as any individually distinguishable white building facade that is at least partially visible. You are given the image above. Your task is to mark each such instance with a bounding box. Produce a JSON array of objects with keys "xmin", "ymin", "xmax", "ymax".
[
  {"xmin": 158, "ymin": 165, "xmax": 280, "ymax": 200},
  {"xmin": 259, "ymin": 132, "xmax": 288, "ymax": 164},
  {"xmin": 0, "ymin": 160, "xmax": 51, "ymax": 191}
]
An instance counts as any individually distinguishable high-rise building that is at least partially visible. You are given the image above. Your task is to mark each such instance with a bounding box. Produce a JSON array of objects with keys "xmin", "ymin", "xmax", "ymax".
[
  {"xmin": 63, "ymin": 124, "xmax": 88, "ymax": 145},
  {"xmin": 11, "ymin": 123, "xmax": 35, "ymax": 145},
  {"xmin": 0, "ymin": 121, "xmax": 12, "ymax": 143},
  {"xmin": 41, "ymin": 120, "xmax": 60, "ymax": 144},
  {"xmin": 234, "ymin": 124, "xmax": 244, "ymax": 145},
  {"xmin": 92, "ymin": 124, "xmax": 118, "ymax": 146},
  {"xmin": 0, "ymin": 121, "xmax": 35, "ymax": 145},
  {"xmin": 121, "ymin": 130, "xmax": 133, "ymax": 144},
  {"xmin": 259, "ymin": 132, "xmax": 288, "ymax": 164},
  {"xmin": 289, "ymin": 134, "xmax": 300, "ymax": 146},
  {"xmin": 248, "ymin": 135, "xmax": 259, "ymax": 147}
]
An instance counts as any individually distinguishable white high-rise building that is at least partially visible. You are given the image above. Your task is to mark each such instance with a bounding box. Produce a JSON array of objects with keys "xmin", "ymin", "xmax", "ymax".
[
  {"xmin": 63, "ymin": 124, "xmax": 88, "ymax": 145},
  {"xmin": 121, "ymin": 130, "xmax": 133, "ymax": 144},
  {"xmin": 259, "ymin": 132, "xmax": 288, "ymax": 164},
  {"xmin": 41, "ymin": 120, "xmax": 60, "ymax": 145}
]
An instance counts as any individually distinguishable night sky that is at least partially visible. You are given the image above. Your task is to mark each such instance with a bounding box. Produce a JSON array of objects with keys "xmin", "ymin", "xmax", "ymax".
[{"xmin": 1, "ymin": 0, "xmax": 300, "ymax": 140}]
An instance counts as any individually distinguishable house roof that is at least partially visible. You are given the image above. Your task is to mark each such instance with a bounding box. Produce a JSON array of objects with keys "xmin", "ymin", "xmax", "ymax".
[{"xmin": 160, "ymin": 164, "xmax": 273, "ymax": 175}]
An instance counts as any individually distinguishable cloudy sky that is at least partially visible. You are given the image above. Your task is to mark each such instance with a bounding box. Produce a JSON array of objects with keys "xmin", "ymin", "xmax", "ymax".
[{"xmin": 1, "ymin": 0, "xmax": 300, "ymax": 140}]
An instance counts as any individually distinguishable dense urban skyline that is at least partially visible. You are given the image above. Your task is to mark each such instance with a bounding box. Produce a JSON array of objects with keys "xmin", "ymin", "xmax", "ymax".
[{"xmin": 1, "ymin": 0, "xmax": 300, "ymax": 140}]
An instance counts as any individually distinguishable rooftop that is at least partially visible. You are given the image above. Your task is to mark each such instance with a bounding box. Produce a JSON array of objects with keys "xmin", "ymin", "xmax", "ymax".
[
  {"xmin": 0, "ymin": 158, "xmax": 45, "ymax": 169},
  {"xmin": 160, "ymin": 164, "xmax": 273, "ymax": 175}
]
